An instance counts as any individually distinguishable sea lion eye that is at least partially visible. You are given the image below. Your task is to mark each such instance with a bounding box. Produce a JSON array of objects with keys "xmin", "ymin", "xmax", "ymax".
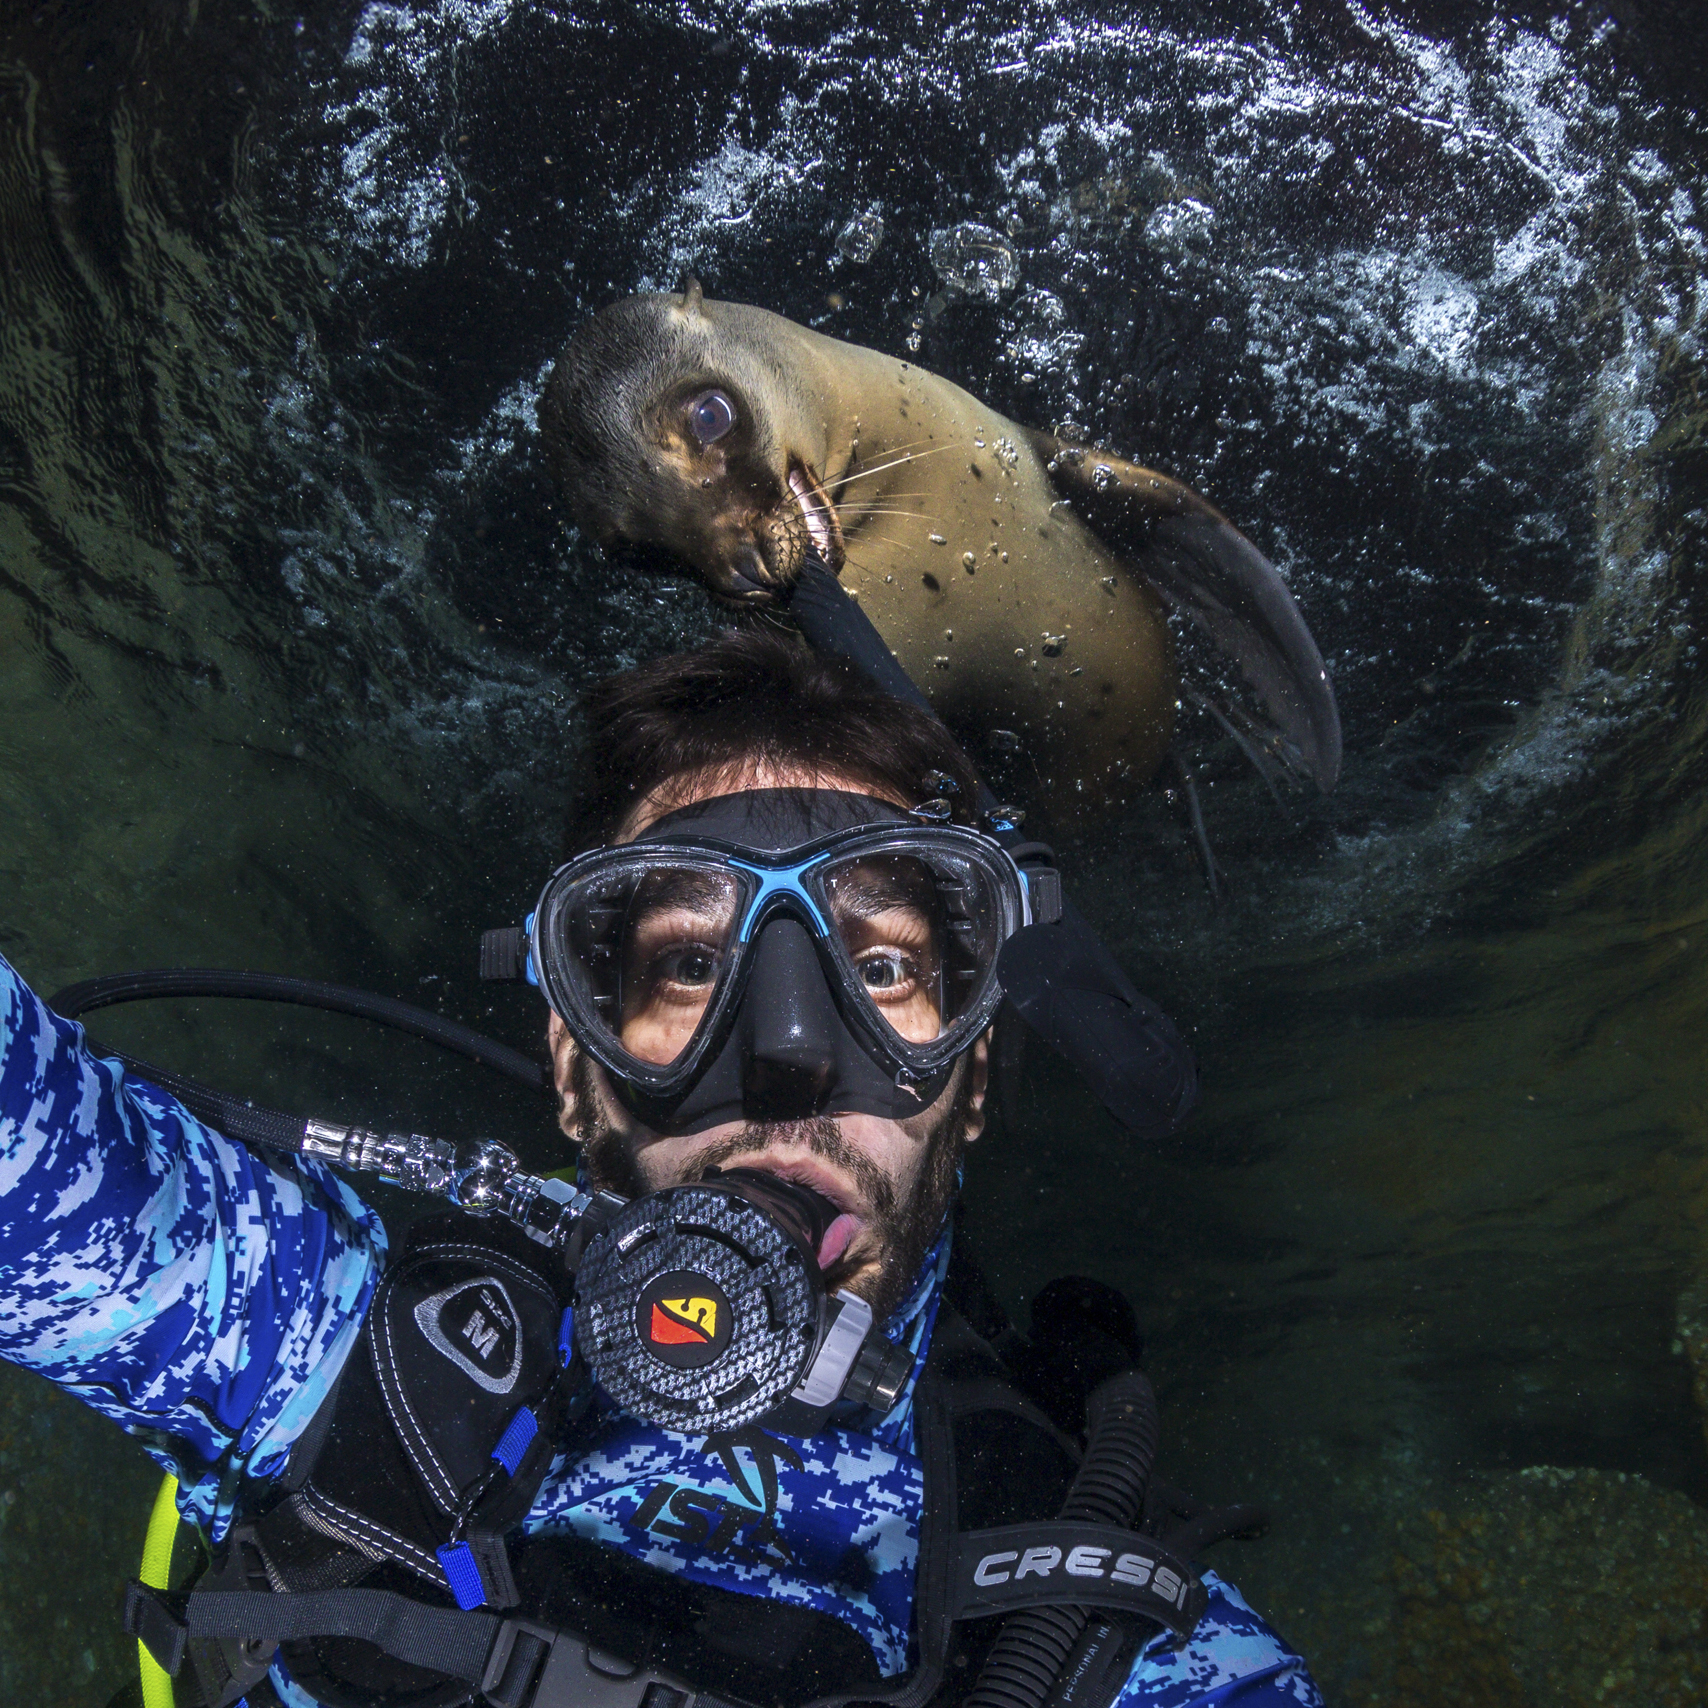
[{"xmin": 686, "ymin": 389, "xmax": 737, "ymax": 445}]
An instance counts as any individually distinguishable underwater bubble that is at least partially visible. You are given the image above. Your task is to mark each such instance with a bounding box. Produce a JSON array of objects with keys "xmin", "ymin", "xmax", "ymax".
[
  {"xmin": 834, "ymin": 210, "xmax": 885, "ymax": 263},
  {"xmin": 1141, "ymin": 198, "xmax": 1217, "ymax": 254},
  {"xmin": 928, "ymin": 222, "xmax": 1020, "ymax": 303}
]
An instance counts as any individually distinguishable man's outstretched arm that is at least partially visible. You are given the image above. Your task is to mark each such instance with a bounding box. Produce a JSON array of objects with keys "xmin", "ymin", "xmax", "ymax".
[{"xmin": 0, "ymin": 952, "xmax": 385, "ymax": 1536}]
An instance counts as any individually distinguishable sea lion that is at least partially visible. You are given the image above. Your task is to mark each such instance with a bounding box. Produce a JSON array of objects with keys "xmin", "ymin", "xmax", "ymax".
[{"xmin": 539, "ymin": 284, "xmax": 1340, "ymax": 813}]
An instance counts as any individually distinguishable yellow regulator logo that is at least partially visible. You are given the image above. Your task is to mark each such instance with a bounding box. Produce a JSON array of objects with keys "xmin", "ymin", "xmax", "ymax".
[
  {"xmin": 652, "ymin": 1295, "xmax": 719, "ymax": 1344},
  {"xmin": 636, "ymin": 1269, "xmax": 734, "ymax": 1370}
]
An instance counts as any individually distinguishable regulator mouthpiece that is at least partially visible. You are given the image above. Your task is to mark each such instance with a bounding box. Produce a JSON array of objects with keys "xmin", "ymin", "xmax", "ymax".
[{"xmin": 700, "ymin": 1165, "xmax": 838, "ymax": 1263}]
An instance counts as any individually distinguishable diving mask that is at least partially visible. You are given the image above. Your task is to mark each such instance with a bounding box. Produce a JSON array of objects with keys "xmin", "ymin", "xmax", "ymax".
[{"xmin": 516, "ymin": 789, "xmax": 1059, "ymax": 1131}]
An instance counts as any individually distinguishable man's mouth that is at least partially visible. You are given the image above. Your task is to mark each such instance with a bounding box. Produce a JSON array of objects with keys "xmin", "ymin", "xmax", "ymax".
[{"xmin": 711, "ymin": 1152, "xmax": 865, "ymax": 1270}]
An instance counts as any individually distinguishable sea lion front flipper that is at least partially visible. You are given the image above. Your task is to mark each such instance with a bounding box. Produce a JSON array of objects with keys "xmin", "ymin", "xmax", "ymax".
[{"xmin": 1029, "ymin": 430, "xmax": 1343, "ymax": 792}]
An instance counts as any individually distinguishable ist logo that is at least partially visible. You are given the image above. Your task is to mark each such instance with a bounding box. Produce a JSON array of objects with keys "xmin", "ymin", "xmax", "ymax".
[
  {"xmin": 649, "ymin": 1295, "xmax": 720, "ymax": 1345},
  {"xmin": 627, "ymin": 1427, "xmax": 805, "ymax": 1568}
]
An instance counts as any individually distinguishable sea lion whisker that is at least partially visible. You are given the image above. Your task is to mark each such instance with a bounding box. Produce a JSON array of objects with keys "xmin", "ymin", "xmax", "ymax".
[
  {"xmin": 844, "ymin": 534, "xmax": 918, "ymax": 558},
  {"xmin": 837, "ymin": 434, "xmax": 937, "ymax": 465},
  {"xmin": 843, "ymin": 447, "xmax": 963, "ymax": 481},
  {"xmin": 835, "ymin": 444, "xmax": 960, "ymax": 487}
]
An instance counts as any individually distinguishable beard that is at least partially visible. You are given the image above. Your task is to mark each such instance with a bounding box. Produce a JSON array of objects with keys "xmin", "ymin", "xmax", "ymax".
[{"xmin": 572, "ymin": 1050, "xmax": 972, "ymax": 1323}]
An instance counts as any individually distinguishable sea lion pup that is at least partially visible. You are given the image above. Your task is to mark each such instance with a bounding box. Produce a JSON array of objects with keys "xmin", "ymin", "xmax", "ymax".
[{"xmin": 539, "ymin": 284, "xmax": 1340, "ymax": 814}]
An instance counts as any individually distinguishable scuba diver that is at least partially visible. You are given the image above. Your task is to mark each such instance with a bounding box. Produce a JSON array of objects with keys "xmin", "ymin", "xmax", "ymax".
[{"xmin": 0, "ymin": 618, "xmax": 1322, "ymax": 1708}]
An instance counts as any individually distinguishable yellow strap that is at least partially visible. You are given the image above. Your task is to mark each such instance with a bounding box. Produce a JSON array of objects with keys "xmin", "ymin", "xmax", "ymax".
[{"xmin": 138, "ymin": 1472, "xmax": 182, "ymax": 1708}]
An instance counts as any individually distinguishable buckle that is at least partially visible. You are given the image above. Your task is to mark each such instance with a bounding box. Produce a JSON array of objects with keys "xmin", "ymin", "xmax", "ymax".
[
  {"xmin": 480, "ymin": 927, "xmax": 530, "ymax": 982},
  {"xmin": 122, "ymin": 1580, "xmax": 187, "ymax": 1676},
  {"xmin": 482, "ymin": 1616, "xmax": 558, "ymax": 1708},
  {"xmin": 437, "ymin": 1530, "xmax": 520, "ymax": 1611}
]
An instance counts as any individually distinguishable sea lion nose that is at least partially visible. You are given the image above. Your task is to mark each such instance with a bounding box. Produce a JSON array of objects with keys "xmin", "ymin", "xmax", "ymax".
[{"xmin": 724, "ymin": 543, "xmax": 777, "ymax": 598}]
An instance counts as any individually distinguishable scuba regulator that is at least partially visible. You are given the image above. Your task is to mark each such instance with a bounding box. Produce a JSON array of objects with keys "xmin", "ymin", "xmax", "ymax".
[
  {"xmin": 297, "ymin": 1120, "xmax": 913, "ymax": 1435},
  {"xmin": 47, "ymin": 967, "xmax": 917, "ymax": 1440}
]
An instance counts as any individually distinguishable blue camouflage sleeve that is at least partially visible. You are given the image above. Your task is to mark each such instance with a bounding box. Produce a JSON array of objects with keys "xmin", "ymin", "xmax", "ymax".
[
  {"xmin": 1114, "ymin": 1573, "xmax": 1321, "ymax": 1707},
  {"xmin": 0, "ymin": 952, "xmax": 385, "ymax": 1537}
]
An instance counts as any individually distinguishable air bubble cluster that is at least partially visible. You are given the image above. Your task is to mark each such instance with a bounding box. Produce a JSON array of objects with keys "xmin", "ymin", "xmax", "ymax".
[{"xmin": 928, "ymin": 223, "xmax": 1020, "ymax": 303}]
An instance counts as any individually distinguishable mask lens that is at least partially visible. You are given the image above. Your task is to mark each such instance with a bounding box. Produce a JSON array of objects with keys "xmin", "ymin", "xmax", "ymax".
[
  {"xmin": 553, "ymin": 860, "xmax": 741, "ymax": 1068},
  {"xmin": 820, "ymin": 849, "xmax": 1002, "ymax": 1046}
]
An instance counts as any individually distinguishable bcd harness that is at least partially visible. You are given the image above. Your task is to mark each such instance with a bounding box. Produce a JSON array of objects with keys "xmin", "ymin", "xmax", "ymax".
[{"xmin": 124, "ymin": 1212, "xmax": 1250, "ymax": 1708}]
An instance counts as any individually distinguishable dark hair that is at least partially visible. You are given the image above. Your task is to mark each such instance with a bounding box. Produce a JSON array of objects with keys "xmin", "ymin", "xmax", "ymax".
[{"xmin": 565, "ymin": 627, "xmax": 981, "ymax": 850}]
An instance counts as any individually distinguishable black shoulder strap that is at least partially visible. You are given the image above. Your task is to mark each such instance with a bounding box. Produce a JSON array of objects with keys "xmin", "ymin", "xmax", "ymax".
[
  {"xmin": 796, "ymin": 1333, "xmax": 962, "ymax": 1708},
  {"xmin": 264, "ymin": 1212, "xmax": 582, "ymax": 1611},
  {"xmin": 126, "ymin": 1579, "xmax": 759, "ymax": 1708},
  {"xmin": 798, "ymin": 1304, "xmax": 1192, "ymax": 1708}
]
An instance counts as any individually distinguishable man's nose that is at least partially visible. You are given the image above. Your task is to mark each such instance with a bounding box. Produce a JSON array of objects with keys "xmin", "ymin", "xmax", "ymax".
[{"xmin": 739, "ymin": 917, "xmax": 839, "ymax": 1120}]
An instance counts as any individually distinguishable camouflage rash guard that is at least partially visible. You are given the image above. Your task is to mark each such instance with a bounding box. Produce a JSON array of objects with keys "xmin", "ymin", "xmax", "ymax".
[{"xmin": 0, "ymin": 954, "xmax": 1320, "ymax": 1708}]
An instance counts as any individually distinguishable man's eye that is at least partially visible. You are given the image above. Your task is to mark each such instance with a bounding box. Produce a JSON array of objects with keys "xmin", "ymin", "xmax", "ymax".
[
  {"xmin": 858, "ymin": 953, "xmax": 909, "ymax": 992},
  {"xmin": 686, "ymin": 389, "xmax": 737, "ymax": 445},
  {"xmin": 656, "ymin": 947, "xmax": 719, "ymax": 986}
]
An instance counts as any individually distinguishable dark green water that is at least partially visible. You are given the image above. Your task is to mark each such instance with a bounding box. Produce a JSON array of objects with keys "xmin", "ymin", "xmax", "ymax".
[{"xmin": 2, "ymin": 1, "xmax": 1706, "ymax": 1701}]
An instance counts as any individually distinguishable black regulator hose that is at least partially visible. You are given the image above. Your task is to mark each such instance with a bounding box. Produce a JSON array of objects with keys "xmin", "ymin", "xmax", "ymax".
[
  {"xmin": 962, "ymin": 1369, "xmax": 1161, "ymax": 1708},
  {"xmin": 45, "ymin": 968, "xmax": 550, "ymax": 1158},
  {"xmin": 48, "ymin": 968, "xmax": 547, "ymax": 1090}
]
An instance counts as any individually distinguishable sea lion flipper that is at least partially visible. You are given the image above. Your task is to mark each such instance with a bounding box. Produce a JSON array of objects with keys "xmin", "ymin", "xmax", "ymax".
[{"xmin": 1032, "ymin": 431, "xmax": 1343, "ymax": 792}]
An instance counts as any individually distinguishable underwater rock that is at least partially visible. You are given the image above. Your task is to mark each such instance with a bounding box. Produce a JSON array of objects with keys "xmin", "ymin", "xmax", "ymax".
[
  {"xmin": 1385, "ymin": 1467, "xmax": 1708, "ymax": 1707},
  {"xmin": 1675, "ymin": 1271, "xmax": 1708, "ymax": 1456}
]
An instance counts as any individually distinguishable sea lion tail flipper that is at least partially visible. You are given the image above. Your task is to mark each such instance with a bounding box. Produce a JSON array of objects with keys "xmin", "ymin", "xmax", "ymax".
[{"xmin": 1030, "ymin": 430, "xmax": 1343, "ymax": 792}]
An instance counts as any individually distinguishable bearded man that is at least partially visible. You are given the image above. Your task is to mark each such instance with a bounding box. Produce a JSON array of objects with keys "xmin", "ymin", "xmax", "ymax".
[{"xmin": 0, "ymin": 629, "xmax": 1319, "ymax": 1708}]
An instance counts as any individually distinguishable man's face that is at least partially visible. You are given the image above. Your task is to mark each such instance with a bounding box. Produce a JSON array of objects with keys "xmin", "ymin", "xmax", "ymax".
[{"xmin": 547, "ymin": 761, "xmax": 989, "ymax": 1321}]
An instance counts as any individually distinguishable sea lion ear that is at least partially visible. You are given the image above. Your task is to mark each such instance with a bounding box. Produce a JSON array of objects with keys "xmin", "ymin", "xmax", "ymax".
[{"xmin": 680, "ymin": 276, "xmax": 705, "ymax": 316}]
